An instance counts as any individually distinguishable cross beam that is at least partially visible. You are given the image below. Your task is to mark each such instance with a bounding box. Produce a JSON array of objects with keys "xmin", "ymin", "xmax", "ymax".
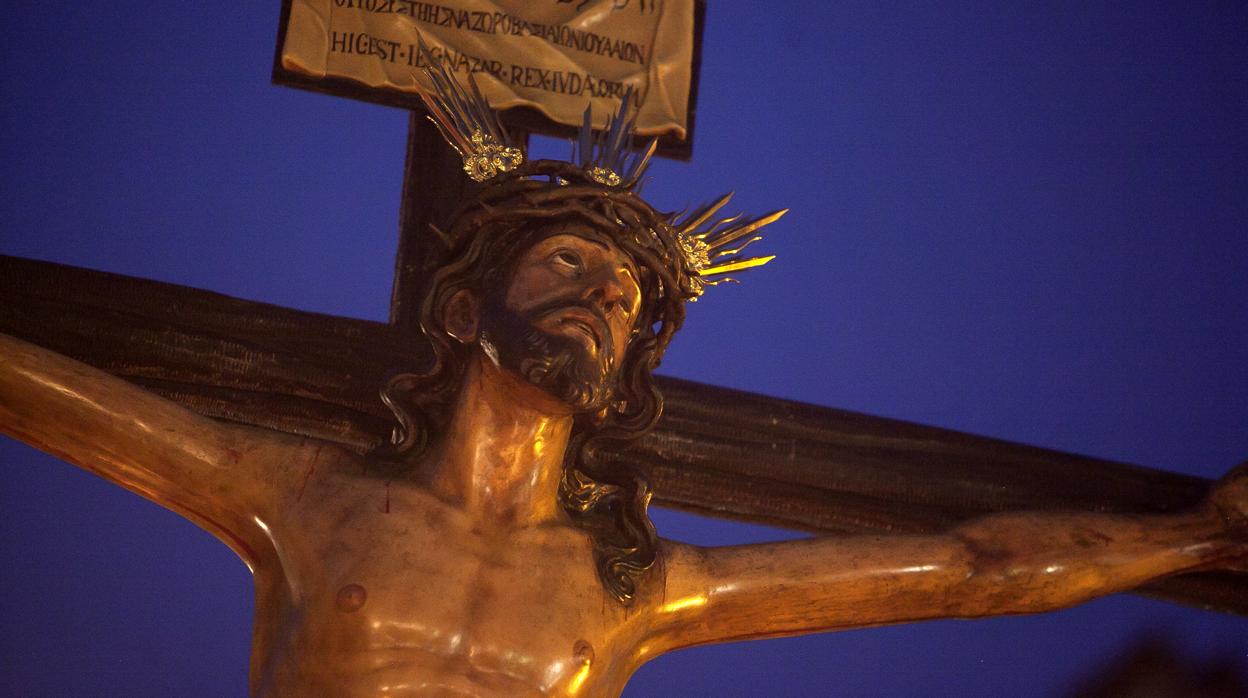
[{"xmin": 2, "ymin": 252, "xmax": 1242, "ymax": 614}]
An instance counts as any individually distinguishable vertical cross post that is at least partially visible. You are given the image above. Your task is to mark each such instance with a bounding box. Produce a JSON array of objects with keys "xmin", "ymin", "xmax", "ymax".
[
  {"xmin": 388, "ymin": 112, "xmax": 531, "ymax": 335},
  {"xmin": 388, "ymin": 113, "xmax": 474, "ymax": 335}
]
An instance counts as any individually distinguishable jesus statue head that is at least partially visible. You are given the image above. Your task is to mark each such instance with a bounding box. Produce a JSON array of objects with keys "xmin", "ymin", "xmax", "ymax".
[{"xmin": 379, "ymin": 160, "xmax": 694, "ymax": 602}]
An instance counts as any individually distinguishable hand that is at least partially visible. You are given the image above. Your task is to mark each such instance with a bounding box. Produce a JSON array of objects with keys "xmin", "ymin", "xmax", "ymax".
[
  {"xmin": 1209, "ymin": 461, "xmax": 1248, "ymax": 529},
  {"xmin": 1207, "ymin": 462, "xmax": 1248, "ymax": 572}
]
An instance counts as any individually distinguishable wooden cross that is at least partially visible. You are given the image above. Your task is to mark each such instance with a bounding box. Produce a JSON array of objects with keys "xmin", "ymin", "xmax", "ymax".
[{"xmin": 1, "ymin": 106, "xmax": 1241, "ymax": 614}]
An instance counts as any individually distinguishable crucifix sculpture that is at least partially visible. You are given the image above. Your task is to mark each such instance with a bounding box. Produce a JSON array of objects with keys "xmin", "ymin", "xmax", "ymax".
[{"xmin": 2, "ymin": 40, "xmax": 1247, "ymax": 695}]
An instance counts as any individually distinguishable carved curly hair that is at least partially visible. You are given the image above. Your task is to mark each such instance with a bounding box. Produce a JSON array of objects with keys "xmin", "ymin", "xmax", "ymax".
[{"xmin": 378, "ymin": 160, "xmax": 694, "ymax": 603}]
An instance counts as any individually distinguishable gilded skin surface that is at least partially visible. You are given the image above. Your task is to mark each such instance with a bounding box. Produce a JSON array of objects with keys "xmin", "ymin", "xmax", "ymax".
[{"xmin": 2, "ymin": 231, "xmax": 1245, "ymax": 696}]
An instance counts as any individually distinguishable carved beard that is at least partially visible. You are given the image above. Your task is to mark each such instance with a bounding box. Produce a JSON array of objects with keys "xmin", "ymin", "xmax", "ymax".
[{"xmin": 477, "ymin": 293, "xmax": 618, "ymax": 413}]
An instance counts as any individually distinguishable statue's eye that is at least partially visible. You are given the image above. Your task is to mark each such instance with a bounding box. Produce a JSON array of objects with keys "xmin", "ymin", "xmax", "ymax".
[{"xmin": 551, "ymin": 250, "xmax": 582, "ymax": 272}]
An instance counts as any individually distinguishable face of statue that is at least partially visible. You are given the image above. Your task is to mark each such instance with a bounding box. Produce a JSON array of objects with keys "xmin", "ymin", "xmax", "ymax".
[{"xmin": 478, "ymin": 232, "xmax": 643, "ymax": 412}]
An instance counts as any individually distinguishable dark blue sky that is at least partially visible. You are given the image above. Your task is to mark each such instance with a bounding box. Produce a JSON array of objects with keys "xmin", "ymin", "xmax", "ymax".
[{"xmin": 2, "ymin": 2, "xmax": 1246, "ymax": 696}]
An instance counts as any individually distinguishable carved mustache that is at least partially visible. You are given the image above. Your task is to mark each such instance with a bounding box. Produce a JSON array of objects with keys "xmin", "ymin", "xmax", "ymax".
[{"xmin": 530, "ymin": 300, "xmax": 613, "ymax": 354}]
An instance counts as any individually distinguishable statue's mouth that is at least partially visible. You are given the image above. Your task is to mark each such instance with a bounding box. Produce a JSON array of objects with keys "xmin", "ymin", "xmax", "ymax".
[{"xmin": 549, "ymin": 307, "xmax": 605, "ymax": 352}]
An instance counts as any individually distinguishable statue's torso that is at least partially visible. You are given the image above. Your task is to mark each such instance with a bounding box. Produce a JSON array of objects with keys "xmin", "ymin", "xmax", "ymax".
[{"xmin": 249, "ymin": 454, "xmax": 651, "ymax": 697}]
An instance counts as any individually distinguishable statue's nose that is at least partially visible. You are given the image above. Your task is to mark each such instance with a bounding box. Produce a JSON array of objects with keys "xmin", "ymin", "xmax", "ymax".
[{"xmin": 582, "ymin": 267, "xmax": 628, "ymax": 315}]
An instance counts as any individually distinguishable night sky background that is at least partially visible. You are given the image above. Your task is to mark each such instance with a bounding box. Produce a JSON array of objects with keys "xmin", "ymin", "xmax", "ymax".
[{"xmin": 2, "ymin": 2, "xmax": 1246, "ymax": 696}]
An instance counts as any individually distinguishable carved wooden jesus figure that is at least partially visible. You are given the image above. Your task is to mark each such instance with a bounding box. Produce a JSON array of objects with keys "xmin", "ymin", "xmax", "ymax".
[{"xmin": 2, "ymin": 160, "xmax": 1246, "ymax": 697}]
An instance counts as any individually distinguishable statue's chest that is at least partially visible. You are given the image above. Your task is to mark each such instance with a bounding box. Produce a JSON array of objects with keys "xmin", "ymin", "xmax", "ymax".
[
  {"xmin": 325, "ymin": 528, "xmax": 604, "ymax": 639},
  {"xmin": 279, "ymin": 490, "xmax": 629, "ymax": 693}
]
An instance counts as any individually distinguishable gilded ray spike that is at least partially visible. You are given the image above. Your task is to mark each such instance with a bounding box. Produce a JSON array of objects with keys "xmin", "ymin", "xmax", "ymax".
[
  {"xmin": 414, "ymin": 66, "xmax": 473, "ymax": 155},
  {"xmin": 406, "ymin": 35, "xmax": 785, "ymax": 301},
  {"xmin": 622, "ymin": 139, "xmax": 657, "ymax": 188},
  {"xmin": 677, "ymin": 193, "xmax": 735, "ymax": 235},
  {"xmin": 603, "ymin": 91, "xmax": 627, "ymax": 158},
  {"xmin": 573, "ymin": 86, "xmax": 657, "ymax": 189},
  {"xmin": 713, "ymin": 236, "xmax": 764, "ymax": 258},
  {"xmin": 675, "ymin": 204, "xmax": 785, "ymax": 297},
  {"xmin": 705, "ymin": 209, "xmax": 789, "ymax": 250},
  {"xmin": 577, "ymin": 105, "xmax": 594, "ymax": 168},
  {"xmin": 410, "ymin": 37, "xmax": 523, "ymax": 182},
  {"xmin": 698, "ymin": 213, "xmax": 744, "ymax": 240},
  {"xmin": 699, "ymin": 255, "xmax": 776, "ymax": 276}
]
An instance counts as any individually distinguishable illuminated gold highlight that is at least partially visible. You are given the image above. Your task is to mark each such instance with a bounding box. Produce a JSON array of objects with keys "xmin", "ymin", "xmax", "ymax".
[
  {"xmin": 409, "ymin": 34, "xmax": 786, "ymax": 299},
  {"xmin": 660, "ymin": 594, "xmax": 709, "ymax": 614}
]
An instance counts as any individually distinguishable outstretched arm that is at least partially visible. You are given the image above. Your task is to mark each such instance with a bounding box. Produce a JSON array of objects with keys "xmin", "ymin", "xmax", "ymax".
[
  {"xmin": 0, "ymin": 333, "xmax": 324, "ymax": 563},
  {"xmin": 651, "ymin": 464, "xmax": 1247, "ymax": 652}
]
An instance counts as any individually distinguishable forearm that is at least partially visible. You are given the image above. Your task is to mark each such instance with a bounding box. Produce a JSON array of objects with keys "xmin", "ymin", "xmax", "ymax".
[
  {"xmin": 943, "ymin": 507, "xmax": 1238, "ymax": 616},
  {"xmin": 654, "ymin": 535, "xmax": 971, "ymax": 650},
  {"xmin": 656, "ymin": 505, "xmax": 1242, "ymax": 650}
]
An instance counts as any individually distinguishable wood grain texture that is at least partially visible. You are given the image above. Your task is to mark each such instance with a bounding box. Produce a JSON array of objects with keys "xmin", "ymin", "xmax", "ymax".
[
  {"xmin": 389, "ymin": 112, "xmax": 486, "ymax": 335},
  {"xmin": 1, "ymin": 253, "xmax": 1243, "ymax": 613},
  {"xmin": 0, "ymin": 254, "xmax": 413, "ymax": 445}
]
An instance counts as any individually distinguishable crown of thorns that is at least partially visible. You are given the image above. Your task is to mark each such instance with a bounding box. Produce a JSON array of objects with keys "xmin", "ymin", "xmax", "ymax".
[{"xmin": 411, "ymin": 45, "xmax": 785, "ymax": 300}]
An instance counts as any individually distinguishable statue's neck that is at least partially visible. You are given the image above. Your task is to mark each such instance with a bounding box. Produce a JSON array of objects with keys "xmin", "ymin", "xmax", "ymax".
[{"xmin": 425, "ymin": 352, "xmax": 574, "ymax": 528}]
